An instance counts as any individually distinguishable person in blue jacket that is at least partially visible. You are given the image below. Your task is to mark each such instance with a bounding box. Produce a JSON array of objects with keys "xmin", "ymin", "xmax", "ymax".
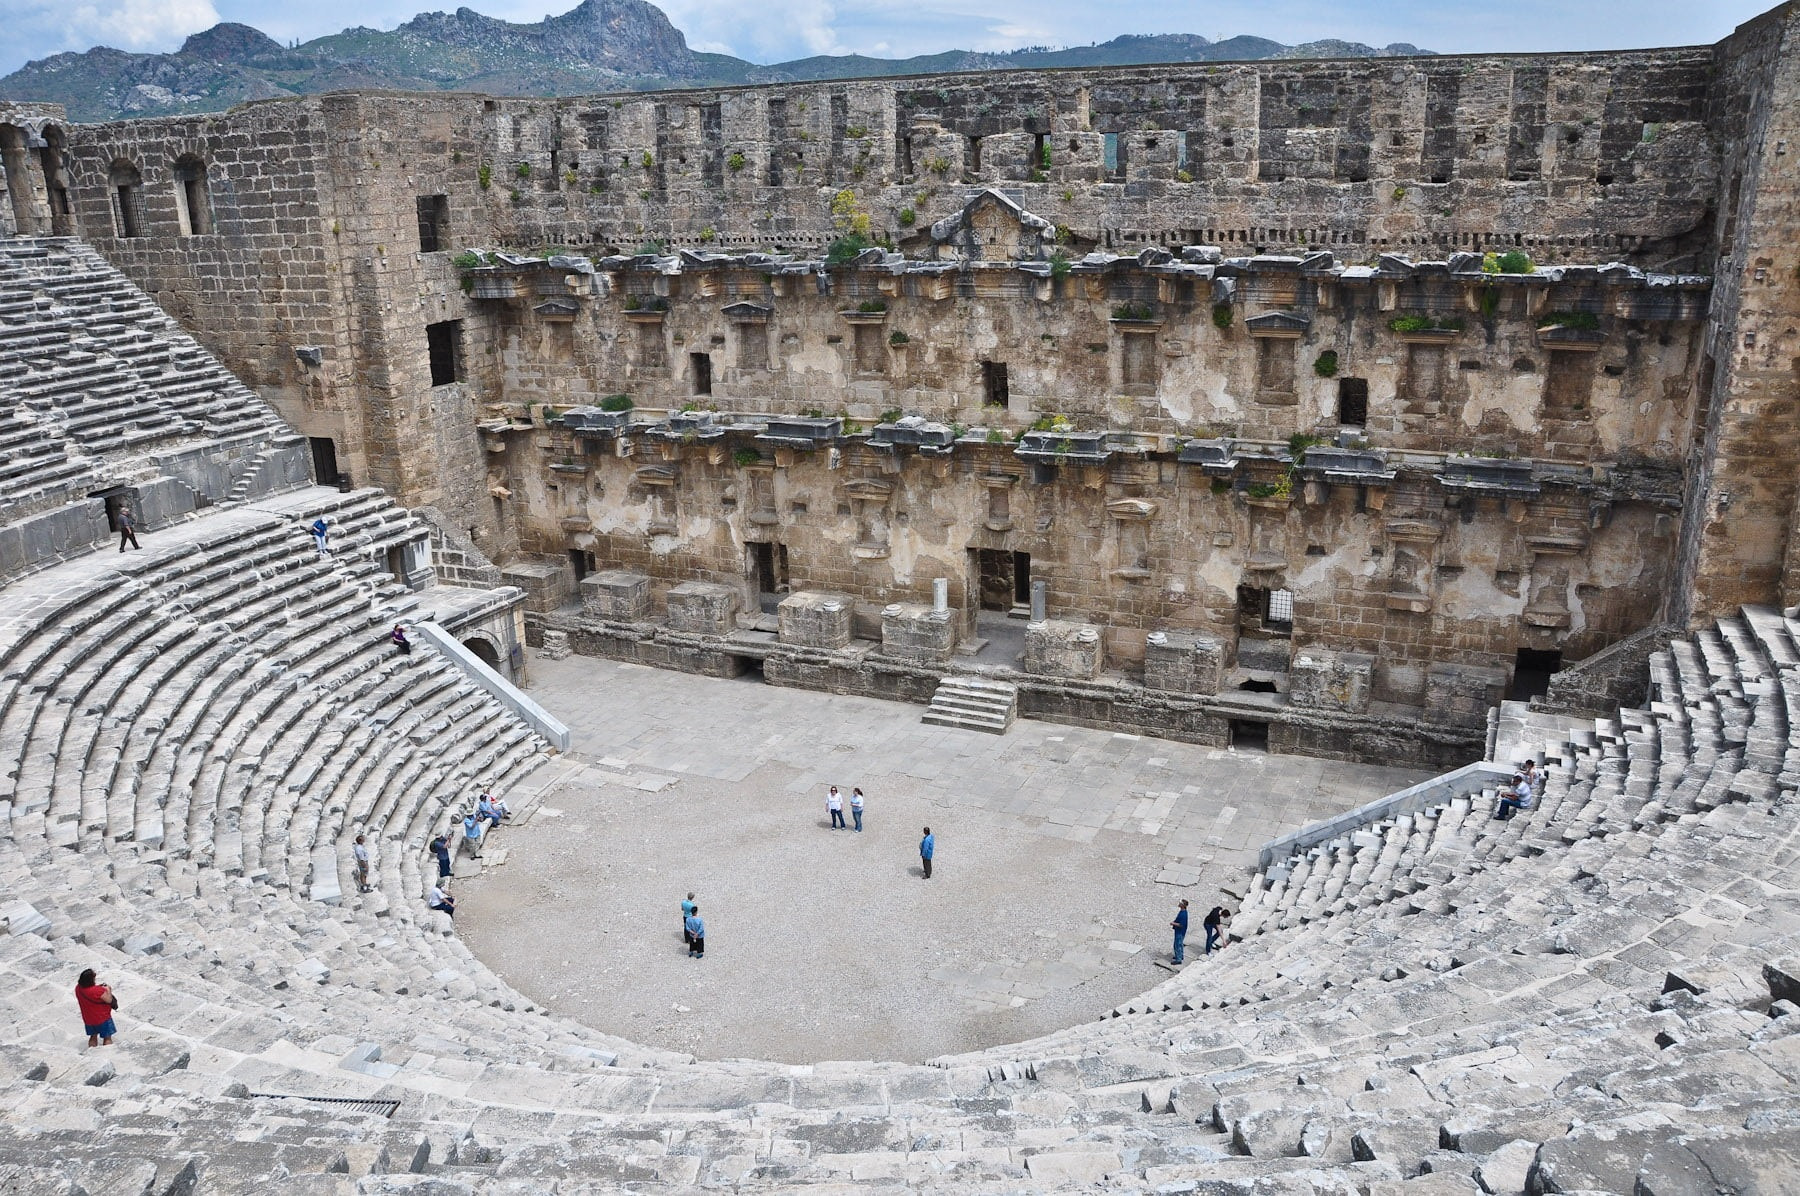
[{"xmin": 920, "ymin": 826, "xmax": 934, "ymax": 879}]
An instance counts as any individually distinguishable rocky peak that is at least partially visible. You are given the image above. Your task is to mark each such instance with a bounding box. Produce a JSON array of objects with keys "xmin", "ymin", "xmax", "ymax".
[{"xmin": 177, "ymin": 23, "xmax": 284, "ymax": 65}]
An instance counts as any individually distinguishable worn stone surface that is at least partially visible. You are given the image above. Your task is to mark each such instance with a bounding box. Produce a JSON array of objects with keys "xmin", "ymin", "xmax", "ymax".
[
  {"xmin": 581, "ymin": 569, "xmax": 651, "ymax": 620},
  {"xmin": 665, "ymin": 580, "xmax": 740, "ymax": 636},
  {"xmin": 1024, "ymin": 620, "xmax": 1104, "ymax": 680}
]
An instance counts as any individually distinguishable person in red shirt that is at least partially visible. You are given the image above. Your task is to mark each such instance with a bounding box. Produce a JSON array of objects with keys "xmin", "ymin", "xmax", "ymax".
[{"xmin": 74, "ymin": 968, "xmax": 118, "ymax": 1047}]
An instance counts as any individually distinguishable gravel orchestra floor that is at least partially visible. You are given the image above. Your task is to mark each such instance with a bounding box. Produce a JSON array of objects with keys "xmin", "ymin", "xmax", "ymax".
[{"xmin": 457, "ymin": 655, "xmax": 1431, "ymax": 1062}]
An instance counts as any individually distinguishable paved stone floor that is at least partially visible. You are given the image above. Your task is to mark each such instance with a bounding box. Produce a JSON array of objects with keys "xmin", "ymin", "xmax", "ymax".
[{"xmin": 456, "ymin": 654, "xmax": 1435, "ymax": 1064}]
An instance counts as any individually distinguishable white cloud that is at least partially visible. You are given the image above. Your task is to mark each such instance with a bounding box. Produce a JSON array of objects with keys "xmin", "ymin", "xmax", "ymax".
[{"xmin": 11, "ymin": 0, "xmax": 221, "ymax": 62}]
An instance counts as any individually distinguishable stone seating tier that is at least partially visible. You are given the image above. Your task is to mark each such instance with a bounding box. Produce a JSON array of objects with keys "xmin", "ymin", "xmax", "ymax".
[{"xmin": 0, "ymin": 237, "xmax": 289, "ymax": 521}]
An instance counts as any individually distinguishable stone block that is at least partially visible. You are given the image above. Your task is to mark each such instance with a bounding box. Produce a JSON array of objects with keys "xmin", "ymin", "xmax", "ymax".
[
  {"xmin": 2, "ymin": 902, "xmax": 50, "ymax": 937},
  {"xmin": 1424, "ymin": 663, "xmax": 1509, "ymax": 729},
  {"xmin": 879, "ymin": 603, "xmax": 957, "ymax": 664},
  {"xmin": 1143, "ymin": 631, "xmax": 1225, "ymax": 695},
  {"xmin": 665, "ymin": 581, "xmax": 741, "ymax": 637},
  {"xmin": 500, "ymin": 560, "xmax": 572, "ymax": 614},
  {"xmin": 778, "ymin": 591, "xmax": 854, "ymax": 649},
  {"xmin": 1024, "ymin": 620, "xmax": 1104, "ymax": 680},
  {"xmin": 1289, "ymin": 649, "xmax": 1375, "ymax": 713},
  {"xmin": 581, "ymin": 570, "xmax": 650, "ymax": 620}
]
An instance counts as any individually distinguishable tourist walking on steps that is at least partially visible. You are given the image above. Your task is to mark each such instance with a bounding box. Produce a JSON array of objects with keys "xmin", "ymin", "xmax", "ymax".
[
  {"xmin": 685, "ymin": 906, "xmax": 705, "ymax": 958},
  {"xmin": 681, "ymin": 892, "xmax": 697, "ymax": 949},
  {"xmin": 1204, "ymin": 905, "xmax": 1231, "ymax": 954},
  {"xmin": 827, "ymin": 785, "xmax": 846, "ymax": 829},
  {"xmin": 116, "ymin": 508, "xmax": 139, "ymax": 552},
  {"xmin": 391, "ymin": 624, "xmax": 412, "ymax": 656},
  {"xmin": 430, "ymin": 833, "xmax": 452, "ymax": 878},
  {"xmin": 353, "ymin": 834, "xmax": 371, "ymax": 893},
  {"xmin": 1171, "ymin": 899, "xmax": 1190, "ymax": 964},
  {"xmin": 850, "ymin": 787, "xmax": 864, "ymax": 832},
  {"xmin": 920, "ymin": 826, "xmax": 935, "ymax": 879},
  {"xmin": 311, "ymin": 517, "xmax": 331, "ymax": 555},
  {"xmin": 75, "ymin": 969, "xmax": 119, "ymax": 1046},
  {"xmin": 461, "ymin": 811, "xmax": 483, "ymax": 859},
  {"xmin": 428, "ymin": 882, "xmax": 455, "ymax": 919}
]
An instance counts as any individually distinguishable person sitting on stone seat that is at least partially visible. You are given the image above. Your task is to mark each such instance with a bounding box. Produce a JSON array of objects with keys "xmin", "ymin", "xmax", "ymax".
[
  {"xmin": 391, "ymin": 624, "xmax": 412, "ymax": 656},
  {"xmin": 460, "ymin": 811, "xmax": 484, "ymax": 859},
  {"xmin": 428, "ymin": 881, "xmax": 455, "ymax": 919},
  {"xmin": 476, "ymin": 790, "xmax": 510, "ymax": 829},
  {"xmin": 1495, "ymin": 774, "xmax": 1534, "ymax": 820}
]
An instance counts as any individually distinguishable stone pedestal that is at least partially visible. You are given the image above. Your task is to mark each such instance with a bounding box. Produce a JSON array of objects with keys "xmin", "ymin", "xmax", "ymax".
[
  {"xmin": 500, "ymin": 560, "xmax": 573, "ymax": 613},
  {"xmin": 880, "ymin": 603, "xmax": 957, "ymax": 664},
  {"xmin": 666, "ymin": 581, "xmax": 740, "ymax": 637},
  {"xmin": 778, "ymin": 591, "xmax": 854, "ymax": 649},
  {"xmin": 1289, "ymin": 649, "xmax": 1375, "ymax": 713},
  {"xmin": 1425, "ymin": 662, "xmax": 1509, "ymax": 729},
  {"xmin": 539, "ymin": 630, "xmax": 572, "ymax": 660},
  {"xmin": 1143, "ymin": 631, "xmax": 1225, "ymax": 695},
  {"xmin": 581, "ymin": 569, "xmax": 650, "ymax": 620},
  {"xmin": 1024, "ymin": 620, "xmax": 1103, "ymax": 680}
]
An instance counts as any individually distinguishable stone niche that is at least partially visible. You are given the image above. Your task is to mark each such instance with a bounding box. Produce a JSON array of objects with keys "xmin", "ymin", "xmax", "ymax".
[
  {"xmin": 778, "ymin": 590, "xmax": 854, "ymax": 649},
  {"xmin": 1143, "ymin": 631, "xmax": 1226, "ymax": 695},
  {"xmin": 1024, "ymin": 620, "xmax": 1104, "ymax": 680},
  {"xmin": 880, "ymin": 603, "xmax": 957, "ymax": 664},
  {"xmin": 581, "ymin": 569, "xmax": 650, "ymax": 621},
  {"xmin": 1425, "ymin": 662, "xmax": 1509, "ymax": 729},
  {"xmin": 1289, "ymin": 649, "xmax": 1376, "ymax": 713},
  {"xmin": 665, "ymin": 581, "xmax": 741, "ymax": 637}
]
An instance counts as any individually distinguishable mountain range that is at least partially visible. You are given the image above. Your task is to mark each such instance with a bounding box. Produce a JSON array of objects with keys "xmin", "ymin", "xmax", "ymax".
[{"xmin": 0, "ymin": 0, "xmax": 1432, "ymax": 124}]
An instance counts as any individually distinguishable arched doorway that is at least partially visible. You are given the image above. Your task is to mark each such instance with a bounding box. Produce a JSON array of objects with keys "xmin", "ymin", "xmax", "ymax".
[{"xmin": 463, "ymin": 635, "xmax": 504, "ymax": 676}]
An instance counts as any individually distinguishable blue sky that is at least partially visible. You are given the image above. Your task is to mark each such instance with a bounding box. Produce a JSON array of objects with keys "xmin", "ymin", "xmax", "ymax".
[{"xmin": 0, "ymin": 0, "xmax": 1778, "ymax": 77}]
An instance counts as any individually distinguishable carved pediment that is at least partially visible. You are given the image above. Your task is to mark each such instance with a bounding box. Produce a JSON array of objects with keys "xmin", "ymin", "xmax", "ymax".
[
  {"xmin": 1245, "ymin": 311, "xmax": 1312, "ymax": 337},
  {"xmin": 843, "ymin": 477, "xmax": 895, "ymax": 501},
  {"xmin": 1106, "ymin": 498, "xmax": 1158, "ymax": 521},
  {"xmin": 721, "ymin": 302, "xmax": 772, "ymax": 322},
  {"xmin": 929, "ymin": 188, "xmax": 1054, "ymax": 262}
]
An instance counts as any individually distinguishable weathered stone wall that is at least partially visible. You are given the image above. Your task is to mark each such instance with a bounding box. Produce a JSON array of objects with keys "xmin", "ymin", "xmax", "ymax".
[
  {"xmin": 1671, "ymin": 3, "xmax": 1800, "ymax": 624},
  {"xmin": 469, "ymin": 251, "xmax": 1706, "ymax": 460}
]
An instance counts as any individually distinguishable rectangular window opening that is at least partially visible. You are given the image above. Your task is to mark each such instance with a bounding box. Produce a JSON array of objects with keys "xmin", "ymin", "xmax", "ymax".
[
  {"xmin": 690, "ymin": 351, "xmax": 713, "ymax": 395},
  {"xmin": 416, "ymin": 194, "xmax": 449, "ymax": 253},
  {"xmin": 982, "ymin": 360, "xmax": 1010, "ymax": 408},
  {"xmin": 1337, "ymin": 377, "xmax": 1369, "ymax": 426},
  {"xmin": 426, "ymin": 320, "xmax": 464, "ymax": 387}
]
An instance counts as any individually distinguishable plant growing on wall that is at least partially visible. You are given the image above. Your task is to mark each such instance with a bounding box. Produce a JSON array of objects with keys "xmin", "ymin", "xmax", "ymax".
[
  {"xmin": 1111, "ymin": 301, "xmax": 1155, "ymax": 321},
  {"xmin": 1482, "ymin": 250, "xmax": 1534, "ymax": 274},
  {"xmin": 1176, "ymin": 169, "xmax": 1194, "ymax": 183},
  {"xmin": 699, "ymin": 227, "xmax": 716, "ymax": 242},
  {"xmin": 727, "ymin": 151, "xmax": 746, "ymax": 172},
  {"xmin": 855, "ymin": 299, "xmax": 887, "ymax": 314},
  {"xmin": 986, "ymin": 428, "xmax": 1007, "ymax": 444},
  {"xmin": 1212, "ymin": 302, "xmax": 1234, "ymax": 330},
  {"xmin": 600, "ymin": 394, "xmax": 634, "ymax": 412},
  {"xmin": 1388, "ymin": 315, "xmax": 1465, "ymax": 334},
  {"xmin": 1313, "ymin": 350, "xmax": 1339, "ymax": 377},
  {"xmin": 925, "ymin": 156, "xmax": 951, "ymax": 176},
  {"xmin": 887, "ymin": 329, "xmax": 910, "ymax": 346},
  {"xmin": 515, "ymin": 162, "xmax": 531, "ymax": 179},
  {"xmin": 880, "ymin": 408, "xmax": 904, "ymax": 423},
  {"xmin": 732, "ymin": 448, "xmax": 761, "ymax": 467},
  {"xmin": 897, "ymin": 207, "xmax": 916, "ymax": 227},
  {"xmin": 477, "ymin": 164, "xmax": 492, "ymax": 189},
  {"xmin": 847, "ymin": 125, "xmax": 868, "ymax": 139},
  {"xmin": 1050, "ymin": 250, "xmax": 1072, "ymax": 279}
]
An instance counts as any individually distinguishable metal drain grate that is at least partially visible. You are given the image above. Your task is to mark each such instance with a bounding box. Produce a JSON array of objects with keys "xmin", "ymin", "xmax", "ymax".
[{"xmin": 246, "ymin": 1092, "xmax": 402, "ymax": 1119}]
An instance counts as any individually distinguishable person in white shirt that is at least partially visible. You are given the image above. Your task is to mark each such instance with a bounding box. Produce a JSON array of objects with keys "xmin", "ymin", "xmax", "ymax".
[
  {"xmin": 850, "ymin": 787, "xmax": 865, "ymax": 832},
  {"xmin": 826, "ymin": 785, "xmax": 846, "ymax": 829},
  {"xmin": 428, "ymin": 882, "xmax": 455, "ymax": 919},
  {"xmin": 352, "ymin": 834, "xmax": 371, "ymax": 893}
]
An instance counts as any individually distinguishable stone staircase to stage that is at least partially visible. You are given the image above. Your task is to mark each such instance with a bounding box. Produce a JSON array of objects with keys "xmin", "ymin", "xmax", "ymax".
[{"xmin": 921, "ymin": 675, "xmax": 1019, "ymax": 733}]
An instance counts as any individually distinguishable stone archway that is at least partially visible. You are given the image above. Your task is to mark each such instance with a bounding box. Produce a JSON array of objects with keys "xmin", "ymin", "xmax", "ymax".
[{"xmin": 462, "ymin": 632, "xmax": 507, "ymax": 679}]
